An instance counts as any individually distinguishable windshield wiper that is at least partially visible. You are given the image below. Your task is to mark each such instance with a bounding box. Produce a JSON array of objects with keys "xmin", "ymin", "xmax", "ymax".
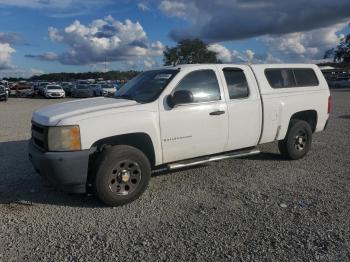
[{"xmin": 115, "ymin": 94, "xmax": 135, "ymax": 101}]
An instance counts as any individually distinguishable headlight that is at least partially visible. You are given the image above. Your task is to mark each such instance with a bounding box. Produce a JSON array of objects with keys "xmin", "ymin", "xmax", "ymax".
[{"xmin": 48, "ymin": 125, "xmax": 81, "ymax": 151}]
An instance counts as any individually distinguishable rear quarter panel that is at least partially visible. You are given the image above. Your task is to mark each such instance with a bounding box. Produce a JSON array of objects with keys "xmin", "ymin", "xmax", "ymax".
[{"xmin": 251, "ymin": 64, "xmax": 330, "ymax": 144}]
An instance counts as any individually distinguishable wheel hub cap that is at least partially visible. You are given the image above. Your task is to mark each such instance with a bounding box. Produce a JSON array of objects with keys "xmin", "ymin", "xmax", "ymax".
[
  {"xmin": 294, "ymin": 130, "xmax": 307, "ymax": 151},
  {"xmin": 108, "ymin": 160, "xmax": 142, "ymax": 195},
  {"xmin": 120, "ymin": 170, "xmax": 130, "ymax": 183}
]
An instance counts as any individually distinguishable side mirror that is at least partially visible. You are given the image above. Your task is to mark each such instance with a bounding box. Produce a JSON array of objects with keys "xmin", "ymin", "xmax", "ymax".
[{"xmin": 169, "ymin": 90, "xmax": 194, "ymax": 107}]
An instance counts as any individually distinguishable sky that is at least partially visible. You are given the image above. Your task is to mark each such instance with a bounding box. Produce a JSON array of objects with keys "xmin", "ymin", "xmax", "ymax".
[{"xmin": 0, "ymin": 0, "xmax": 349, "ymax": 78}]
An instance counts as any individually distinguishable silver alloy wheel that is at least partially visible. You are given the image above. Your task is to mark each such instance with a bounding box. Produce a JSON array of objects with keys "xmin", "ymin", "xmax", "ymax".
[
  {"xmin": 109, "ymin": 160, "xmax": 142, "ymax": 195},
  {"xmin": 294, "ymin": 130, "xmax": 307, "ymax": 151}
]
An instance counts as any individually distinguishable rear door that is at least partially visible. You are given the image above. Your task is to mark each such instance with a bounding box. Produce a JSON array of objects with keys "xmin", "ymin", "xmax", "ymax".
[
  {"xmin": 216, "ymin": 65, "xmax": 262, "ymax": 151},
  {"xmin": 159, "ymin": 66, "xmax": 229, "ymax": 163}
]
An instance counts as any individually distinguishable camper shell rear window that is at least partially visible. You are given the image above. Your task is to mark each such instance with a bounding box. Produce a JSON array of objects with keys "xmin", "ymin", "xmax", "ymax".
[{"xmin": 265, "ymin": 68, "xmax": 319, "ymax": 88}]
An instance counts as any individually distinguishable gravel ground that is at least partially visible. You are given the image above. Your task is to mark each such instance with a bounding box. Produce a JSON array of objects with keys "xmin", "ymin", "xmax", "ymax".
[{"xmin": 0, "ymin": 91, "xmax": 349, "ymax": 261}]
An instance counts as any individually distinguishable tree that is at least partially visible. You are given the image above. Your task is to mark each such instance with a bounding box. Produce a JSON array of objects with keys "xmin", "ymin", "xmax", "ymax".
[
  {"xmin": 163, "ymin": 38, "xmax": 220, "ymax": 66},
  {"xmin": 324, "ymin": 26, "xmax": 350, "ymax": 64}
]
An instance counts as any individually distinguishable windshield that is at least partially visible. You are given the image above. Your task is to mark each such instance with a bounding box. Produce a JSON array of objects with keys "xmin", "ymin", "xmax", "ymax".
[
  {"xmin": 115, "ymin": 69, "xmax": 179, "ymax": 103},
  {"xmin": 47, "ymin": 85, "xmax": 62, "ymax": 90}
]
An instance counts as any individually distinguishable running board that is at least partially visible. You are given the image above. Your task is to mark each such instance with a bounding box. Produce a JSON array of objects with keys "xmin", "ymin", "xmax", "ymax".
[{"xmin": 167, "ymin": 148, "xmax": 260, "ymax": 170}]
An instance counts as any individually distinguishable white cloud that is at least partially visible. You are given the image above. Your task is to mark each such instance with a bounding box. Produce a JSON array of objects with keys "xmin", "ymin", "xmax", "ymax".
[
  {"xmin": 208, "ymin": 44, "xmax": 232, "ymax": 63},
  {"xmin": 208, "ymin": 43, "xmax": 271, "ymax": 63},
  {"xmin": 0, "ymin": 0, "xmax": 108, "ymax": 9},
  {"xmin": 144, "ymin": 57, "xmax": 156, "ymax": 68},
  {"xmin": 0, "ymin": 43, "xmax": 15, "ymax": 70},
  {"xmin": 150, "ymin": 41, "xmax": 165, "ymax": 56},
  {"xmin": 48, "ymin": 27, "xmax": 64, "ymax": 42},
  {"xmin": 0, "ymin": 68, "xmax": 44, "ymax": 78},
  {"xmin": 159, "ymin": 0, "xmax": 198, "ymax": 21},
  {"xmin": 244, "ymin": 50, "xmax": 255, "ymax": 61},
  {"xmin": 208, "ymin": 22, "xmax": 348, "ymax": 64},
  {"xmin": 28, "ymin": 16, "xmax": 165, "ymax": 66},
  {"xmin": 0, "ymin": 32, "xmax": 22, "ymax": 44},
  {"xmin": 262, "ymin": 22, "xmax": 347, "ymax": 62},
  {"xmin": 25, "ymin": 52, "xmax": 59, "ymax": 61},
  {"xmin": 0, "ymin": 0, "xmax": 75, "ymax": 9},
  {"xmin": 30, "ymin": 68, "xmax": 45, "ymax": 76},
  {"xmin": 138, "ymin": 2, "xmax": 150, "ymax": 11},
  {"xmin": 0, "ymin": 0, "xmax": 112, "ymax": 19}
]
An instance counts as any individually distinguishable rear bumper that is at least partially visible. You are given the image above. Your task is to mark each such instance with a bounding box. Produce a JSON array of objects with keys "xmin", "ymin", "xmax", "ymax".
[{"xmin": 28, "ymin": 141, "xmax": 90, "ymax": 193}]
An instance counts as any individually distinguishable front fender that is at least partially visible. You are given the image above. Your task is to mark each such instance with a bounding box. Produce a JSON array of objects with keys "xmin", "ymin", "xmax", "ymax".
[{"xmin": 81, "ymin": 110, "xmax": 162, "ymax": 165}]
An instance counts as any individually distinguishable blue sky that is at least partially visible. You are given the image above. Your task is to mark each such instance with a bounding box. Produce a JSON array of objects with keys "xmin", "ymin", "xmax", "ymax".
[{"xmin": 0, "ymin": 0, "xmax": 349, "ymax": 78}]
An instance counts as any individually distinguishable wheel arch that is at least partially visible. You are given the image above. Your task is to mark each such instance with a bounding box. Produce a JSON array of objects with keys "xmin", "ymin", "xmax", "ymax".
[
  {"xmin": 90, "ymin": 132, "xmax": 156, "ymax": 168},
  {"xmin": 290, "ymin": 110, "xmax": 318, "ymax": 133}
]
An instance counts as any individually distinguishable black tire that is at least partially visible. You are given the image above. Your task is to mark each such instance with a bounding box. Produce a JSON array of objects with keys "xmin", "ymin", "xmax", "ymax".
[
  {"xmin": 278, "ymin": 120, "xmax": 312, "ymax": 160},
  {"xmin": 94, "ymin": 145, "xmax": 151, "ymax": 206}
]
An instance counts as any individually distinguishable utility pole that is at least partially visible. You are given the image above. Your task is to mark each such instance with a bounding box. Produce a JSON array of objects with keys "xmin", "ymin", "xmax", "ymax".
[{"xmin": 105, "ymin": 56, "xmax": 107, "ymax": 73}]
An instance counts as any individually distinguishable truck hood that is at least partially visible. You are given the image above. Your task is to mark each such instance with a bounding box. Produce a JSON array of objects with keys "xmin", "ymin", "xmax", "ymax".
[{"xmin": 32, "ymin": 97, "xmax": 138, "ymax": 126}]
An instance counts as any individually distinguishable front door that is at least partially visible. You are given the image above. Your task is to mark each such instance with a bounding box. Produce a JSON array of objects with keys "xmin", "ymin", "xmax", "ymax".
[{"xmin": 159, "ymin": 68, "xmax": 228, "ymax": 163}]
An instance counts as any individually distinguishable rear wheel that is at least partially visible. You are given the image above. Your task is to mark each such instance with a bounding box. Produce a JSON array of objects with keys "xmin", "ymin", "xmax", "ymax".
[
  {"xmin": 94, "ymin": 145, "xmax": 151, "ymax": 206},
  {"xmin": 278, "ymin": 120, "xmax": 312, "ymax": 160}
]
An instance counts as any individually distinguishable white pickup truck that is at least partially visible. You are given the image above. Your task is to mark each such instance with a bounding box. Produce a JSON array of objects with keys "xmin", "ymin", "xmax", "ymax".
[{"xmin": 29, "ymin": 64, "xmax": 330, "ymax": 206}]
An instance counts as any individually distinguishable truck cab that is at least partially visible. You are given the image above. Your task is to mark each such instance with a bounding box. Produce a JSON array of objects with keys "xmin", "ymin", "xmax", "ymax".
[{"xmin": 29, "ymin": 64, "xmax": 330, "ymax": 206}]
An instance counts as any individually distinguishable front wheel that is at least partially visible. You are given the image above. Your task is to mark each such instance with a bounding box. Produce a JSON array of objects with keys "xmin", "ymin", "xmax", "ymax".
[
  {"xmin": 278, "ymin": 120, "xmax": 312, "ymax": 160},
  {"xmin": 94, "ymin": 145, "xmax": 151, "ymax": 206}
]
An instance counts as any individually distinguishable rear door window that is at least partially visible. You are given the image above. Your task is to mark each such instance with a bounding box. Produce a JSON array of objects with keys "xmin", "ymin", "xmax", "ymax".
[{"xmin": 223, "ymin": 68, "xmax": 249, "ymax": 99}]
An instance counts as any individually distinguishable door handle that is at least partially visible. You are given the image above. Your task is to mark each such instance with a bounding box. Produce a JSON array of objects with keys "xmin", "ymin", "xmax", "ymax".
[{"xmin": 209, "ymin": 110, "xmax": 225, "ymax": 116}]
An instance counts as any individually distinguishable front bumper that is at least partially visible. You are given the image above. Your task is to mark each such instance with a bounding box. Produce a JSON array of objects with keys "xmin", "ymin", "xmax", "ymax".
[
  {"xmin": 72, "ymin": 92, "xmax": 92, "ymax": 98},
  {"xmin": 28, "ymin": 141, "xmax": 90, "ymax": 193},
  {"xmin": 46, "ymin": 92, "xmax": 65, "ymax": 98},
  {"xmin": 102, "ymin": 91, "xmax": 115, "ymax": 97}
]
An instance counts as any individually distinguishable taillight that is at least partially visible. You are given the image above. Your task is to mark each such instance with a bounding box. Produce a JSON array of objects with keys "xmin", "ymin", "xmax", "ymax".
[{"xmin": 327, "ymin": 96, "xmax": 331, "ymax": 114}]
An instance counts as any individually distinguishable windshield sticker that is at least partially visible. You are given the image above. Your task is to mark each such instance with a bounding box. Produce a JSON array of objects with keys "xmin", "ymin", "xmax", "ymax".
[{"xmin": 154, "ymin": 74, "xmax": 172, "ymax": 80}]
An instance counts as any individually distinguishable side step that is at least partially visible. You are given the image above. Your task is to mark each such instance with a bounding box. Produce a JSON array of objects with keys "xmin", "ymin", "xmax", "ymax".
[{"xmin": 167, "ymin": 148, "xmax": 260, "ymax": 170}]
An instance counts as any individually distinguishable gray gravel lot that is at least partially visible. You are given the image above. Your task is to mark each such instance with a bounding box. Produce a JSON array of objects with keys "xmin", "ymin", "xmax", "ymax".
[{"xmin": 0, "ymin": 91, "xmax": 349, "ymax": 261}]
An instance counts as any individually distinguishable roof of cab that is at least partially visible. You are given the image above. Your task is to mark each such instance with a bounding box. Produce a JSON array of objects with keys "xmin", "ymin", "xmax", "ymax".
[{"xmin": 157, "ymin": 63, "xmax": 318, "ymax": 70}]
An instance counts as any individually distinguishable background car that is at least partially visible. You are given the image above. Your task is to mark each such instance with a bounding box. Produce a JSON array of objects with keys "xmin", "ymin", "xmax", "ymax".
[
  {"xmin": 10, "ymin": 81, "xmax": 31, "ymax": 91},
  {"xmin": 61, "ymin": 82, "xmax": 74, "ymax": 96},
  {"xmin": 90, "ymin": 84, "xmax": 102, "ymax": 96},
  {"xmin": 71, "ymin": 84, "xmax": 94, "ymax": 98},
  {"xmin": 37, "ymin": 82, "xmax": 50, "ymax": 96},
  {"xmin": 44, "ymin": 85, "xmax": 65, "ymax": 98},
  {"xmin": 0, "ymin": 85, "xmax": 8, "ymax": 101},
  {"xmin": 330, "ymin": 77, "xmax": 350, "ymax": 88},
  {"xmin": 96, "ymin": 83, "xmax": 117, "ymax": 97}
]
